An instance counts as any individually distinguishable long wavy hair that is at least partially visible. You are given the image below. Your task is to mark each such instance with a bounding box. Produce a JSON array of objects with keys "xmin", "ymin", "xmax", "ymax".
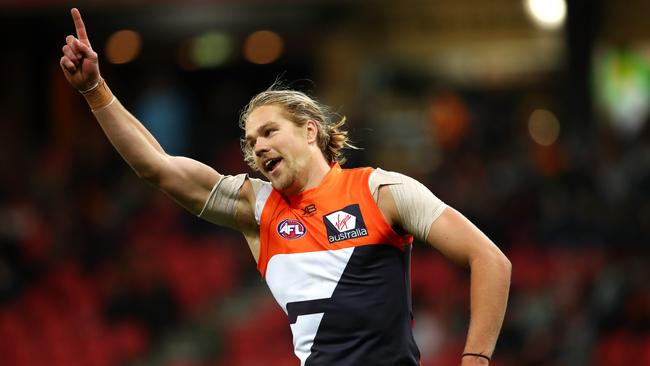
[{"xmin": 239, "ymin": 86, "xmax": 356, "ymax": 171}]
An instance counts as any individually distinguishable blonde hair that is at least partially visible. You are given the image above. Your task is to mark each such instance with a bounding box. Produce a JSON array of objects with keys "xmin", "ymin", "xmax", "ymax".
[{"xmin": 239, "ymin": 87, "xmax": 355, "ymax": 171}]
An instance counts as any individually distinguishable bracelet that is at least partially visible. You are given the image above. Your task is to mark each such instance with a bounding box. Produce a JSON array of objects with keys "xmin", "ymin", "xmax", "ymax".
[
  {"xmin": 80, "ymin": 78, "xmax": 115, "ymax": 111},
  {"xmin": 462, "ymin": 353, "xmax": 491, "ymax": 362},
  {"xmin": 78, "ymin": 79, "xmax": 100, "ymax": 93}
]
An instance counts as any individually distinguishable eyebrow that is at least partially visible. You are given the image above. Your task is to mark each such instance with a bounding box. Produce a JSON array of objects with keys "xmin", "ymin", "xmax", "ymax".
[{"xmin": 245, "ymin": 121, "xmax": 280, "ymax": 144}]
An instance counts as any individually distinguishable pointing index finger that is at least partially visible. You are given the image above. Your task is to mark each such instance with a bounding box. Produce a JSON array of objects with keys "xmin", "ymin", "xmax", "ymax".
[{"xmin": 71, "ymin": 8, "xmax": 91, "ymax": 48}]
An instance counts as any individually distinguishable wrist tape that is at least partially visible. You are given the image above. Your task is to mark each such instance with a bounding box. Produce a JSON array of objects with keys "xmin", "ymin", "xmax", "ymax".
[{"xmin": 80, "ymin": 78, "xmax": 115, "ymax": 111}]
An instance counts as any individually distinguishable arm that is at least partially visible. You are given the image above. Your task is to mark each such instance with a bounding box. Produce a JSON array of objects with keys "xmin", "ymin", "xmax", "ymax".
[
  {"xmin": 92, "ymin": 100, "xmax": 219, "ymax": 214},
  {"xmin": 59, "ymin": 8, "xmax": 239, "ymax": 217},
  {"xmin": 425, "ymin": 207, "xmax": 511, "ymax": 366},
  {"xmin": 376, "ymin": 179, "xmax": 510, "ymax": 366}
]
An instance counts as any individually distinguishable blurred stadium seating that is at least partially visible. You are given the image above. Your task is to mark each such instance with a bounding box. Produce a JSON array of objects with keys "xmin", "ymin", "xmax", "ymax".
[{"xmin": 0, "ymin": 1, "xmax": 649, "ymax": 365}]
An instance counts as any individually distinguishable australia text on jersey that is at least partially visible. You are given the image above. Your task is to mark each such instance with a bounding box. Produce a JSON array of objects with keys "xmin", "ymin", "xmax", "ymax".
[{"xmin": 324, "ymin": 204, "xmax": 369, "ymax": 243}]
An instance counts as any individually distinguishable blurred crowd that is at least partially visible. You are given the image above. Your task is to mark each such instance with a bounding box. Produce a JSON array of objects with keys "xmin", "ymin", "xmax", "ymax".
[
  {"xmin": 1, "ymin": 2, "xmax": 650, "ymax": 366},
  {"xmin": 1, "ymin": 69, "xmax": 649, "ymax": 366}
]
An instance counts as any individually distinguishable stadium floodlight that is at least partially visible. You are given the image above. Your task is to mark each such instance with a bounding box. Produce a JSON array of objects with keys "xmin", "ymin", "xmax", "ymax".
[{"xmin": 524, "ymin": 0, "xmax": 567, "ymax": 30}]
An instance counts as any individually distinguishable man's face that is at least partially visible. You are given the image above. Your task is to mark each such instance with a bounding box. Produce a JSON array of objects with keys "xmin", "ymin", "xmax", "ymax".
[{"xmin": 244, "ymin": 105, "xmax": 312, "ymax": 193}]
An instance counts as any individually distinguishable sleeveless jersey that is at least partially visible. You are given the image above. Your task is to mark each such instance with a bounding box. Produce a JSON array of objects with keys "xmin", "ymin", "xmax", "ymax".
[{"xmin": 258, "ymin": 164, "xmax": 421, "ymax": 366}]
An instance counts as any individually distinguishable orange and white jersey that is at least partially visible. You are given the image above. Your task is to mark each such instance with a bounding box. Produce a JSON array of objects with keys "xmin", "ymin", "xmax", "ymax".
[{"xmin": 257, "ymin": 164, "xmax": 420, "ymax": 366}]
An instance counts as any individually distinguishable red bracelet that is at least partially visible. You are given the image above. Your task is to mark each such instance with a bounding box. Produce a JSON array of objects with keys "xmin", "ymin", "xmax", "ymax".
[{"xmin": 462, "ymin": 353, "xmax": 491, "ymax": 362}]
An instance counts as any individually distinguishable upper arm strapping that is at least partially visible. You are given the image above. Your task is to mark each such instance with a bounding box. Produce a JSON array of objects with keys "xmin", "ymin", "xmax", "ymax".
[{"xmin": 369, "ymin": 169, "xmax": 447, "ymax": 241}]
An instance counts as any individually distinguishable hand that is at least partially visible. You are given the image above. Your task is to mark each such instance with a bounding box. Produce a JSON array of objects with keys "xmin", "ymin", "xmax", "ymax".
[{"xmin": 59, "ymin": 8, "xmax": 100, "ymax": 91}]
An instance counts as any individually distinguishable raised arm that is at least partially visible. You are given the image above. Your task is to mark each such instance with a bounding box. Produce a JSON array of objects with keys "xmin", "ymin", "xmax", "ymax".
[{"xmin": 59, "ymin": 8, "xmax": 233, "ymax": 217}]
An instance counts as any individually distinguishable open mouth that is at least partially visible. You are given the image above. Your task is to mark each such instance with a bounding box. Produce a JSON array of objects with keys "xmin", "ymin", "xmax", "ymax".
[{"xmin": 264, "ymin": 158, "xmax": 282, "ymax": 173}]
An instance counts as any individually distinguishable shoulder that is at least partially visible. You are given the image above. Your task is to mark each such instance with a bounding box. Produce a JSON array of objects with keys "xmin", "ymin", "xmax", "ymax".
[
  {"xmin": 338, "ymin": 166, "xmax": 409, "ymax": 202},
  {"xmin": 371, "ymin": 168, "xmax": 448, "ymax": 241},
  {"xmin": 369, "ymin": 168, "xmax": 405, "ymax": 192},
  {"xmin": 339, "ymin": 166, "xmax": 375, "ymax": 183},
  {"xmin": 238, "ymin": 176, "xmax": 273, "ymax": 227},
  {"xmin": 366, "ymin": 167, "xmax": 420, "ymax": 204}
]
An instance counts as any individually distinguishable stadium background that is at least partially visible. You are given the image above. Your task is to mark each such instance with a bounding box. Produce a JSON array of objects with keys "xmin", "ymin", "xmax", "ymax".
[{"xmin": 1, "ymin": 0, "xmax": 649, "ymax": 365}]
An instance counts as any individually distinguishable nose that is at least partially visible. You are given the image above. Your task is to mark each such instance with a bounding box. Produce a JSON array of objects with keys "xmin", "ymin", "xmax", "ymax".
[{"xmin": 254, "ymin": 137, "xmax": 270, "ymax": 157}]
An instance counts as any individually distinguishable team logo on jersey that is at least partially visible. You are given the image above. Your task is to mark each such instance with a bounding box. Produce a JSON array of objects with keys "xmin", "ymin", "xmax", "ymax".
[
  {"xmin": 277, "ymin": 219, "xmax": 307, "ymax": 240},
  {"xmin": 323, "ymin": 204, "xmax": 368, "ymax": 243},
  {"xmin": 301, "ymin": 203, "xmax": 317, "ymax": 217}
]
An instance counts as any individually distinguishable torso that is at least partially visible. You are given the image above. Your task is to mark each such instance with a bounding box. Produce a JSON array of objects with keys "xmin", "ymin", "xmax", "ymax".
[{"xmin": 255, "ymin": 165, "xmax": 420, "ymax": 366}]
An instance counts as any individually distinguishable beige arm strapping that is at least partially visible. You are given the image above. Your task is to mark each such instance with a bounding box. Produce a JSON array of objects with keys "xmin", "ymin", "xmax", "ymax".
[
  {"xmin": 198, "ymin": 174, "xmax": 247, "ymax": 228},
  {"xmin": 198, "ymin": 174, "xmax": 269, "ymax": 228},
  {"xmin": 369, "ymin": 169, "xmax": 447, "ymax": 242}
]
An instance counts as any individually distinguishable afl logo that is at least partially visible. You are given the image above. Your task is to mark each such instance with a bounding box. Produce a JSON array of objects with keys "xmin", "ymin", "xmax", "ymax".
[{"xmin": 277, "ymin": 219, "xmax": 307, "ymax": 240}]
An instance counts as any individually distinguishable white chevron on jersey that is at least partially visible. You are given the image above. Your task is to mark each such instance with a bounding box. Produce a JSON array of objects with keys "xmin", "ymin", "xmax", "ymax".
[
  {"xmin": 265, "ymin": 247, "xmax": 354, "ymax": 365},
  {"xmin": 290, "ymin": 313, "xmax": 324, "ymax": 365}
]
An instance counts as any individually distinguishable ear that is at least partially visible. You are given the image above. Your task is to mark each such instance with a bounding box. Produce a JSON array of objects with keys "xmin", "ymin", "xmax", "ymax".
[{"xmin": 305, "ymin": 120, "xmax": 319, "ymax": 144}]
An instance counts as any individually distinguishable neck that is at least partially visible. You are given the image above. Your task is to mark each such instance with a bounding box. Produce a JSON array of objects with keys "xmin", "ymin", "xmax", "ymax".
[
  {"xmin": 283, "ymin": 155, "xmax": 331, "ymax": 196},
  {"xmin": 302, "ymin": 157, "xmax": 332, "ymax": 191}
]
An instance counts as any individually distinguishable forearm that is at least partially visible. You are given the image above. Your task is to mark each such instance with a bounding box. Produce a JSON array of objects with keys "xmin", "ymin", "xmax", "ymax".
[
  {"xmin": 463, "ymin": 251, "xmax": 511, "ymax": 362},
  {"xmin": 92, "ymin": 97, "xmax": 168, "ymax": 180},
  {"xmin": 61, "ymin": 8, "xmax": 220, "ymax": 213}
]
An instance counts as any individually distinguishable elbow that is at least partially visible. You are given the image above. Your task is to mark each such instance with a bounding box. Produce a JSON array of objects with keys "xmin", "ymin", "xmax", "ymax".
[
  {"xmin": 132, "ymin": 155, "xmax": 169, "ymax": 185},
  {"xmin": 490, "ymin": 248, "xmax": 511, "ymax": 276},
  {"xmin": 134, "ymin": 163, "xmax": 163, "ymax": 185},
  {"xmin": 493, "ymin": 250, "xmax": 512, "ymax": 287},
  {"xmin": 472, "ymin": 246, "xmax": 512, "ymax": 279},
  {"xmin": 500, "ymin": 252, "xmax": 512, "ymax": 280}
]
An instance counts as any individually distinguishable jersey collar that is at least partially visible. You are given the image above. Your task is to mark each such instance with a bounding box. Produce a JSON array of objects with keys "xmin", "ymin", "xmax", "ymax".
[{"xmin": 283, "ymin": 162, "xmax": 341, "ymax": 205}]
